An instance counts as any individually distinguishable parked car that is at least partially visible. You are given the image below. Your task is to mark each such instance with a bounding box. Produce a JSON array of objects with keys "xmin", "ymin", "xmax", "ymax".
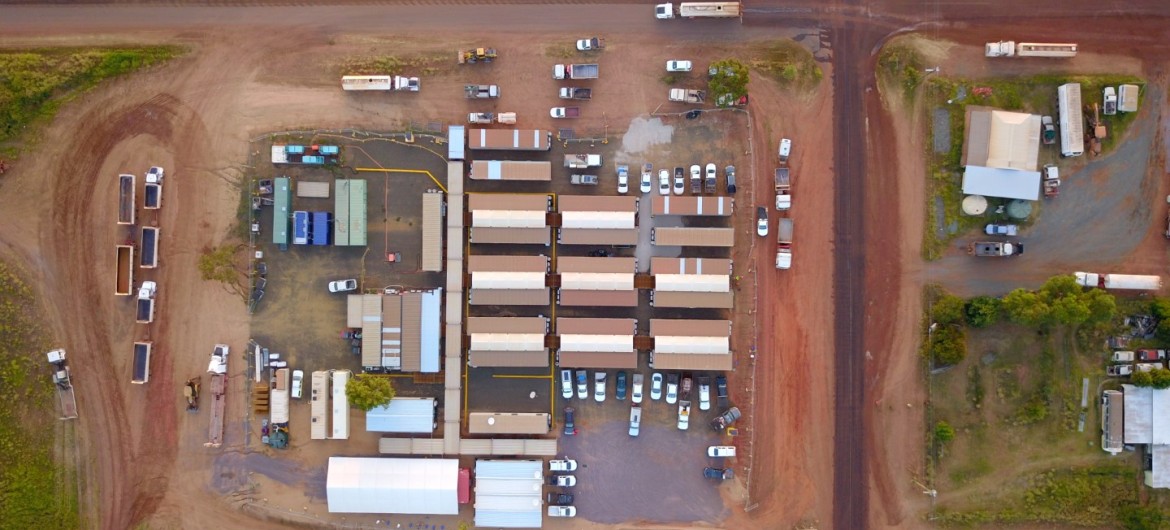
[
  {"xmin": 548, "ymin": 506, "xmax": 577, "ymax": 518},
  {"xmin": 631, "ymin": 373, "xmax": 644, "ymax": 404},
  {"xmin": 575, "ymin": 370, "xmax": 588, "ymax": 400},
  {"xmin": 674, "ymin": 167, "xmax": 686, "ymax": 195},
  {"xmin": 560, "ymin": 369, "xmax": 573, "ymax": 399},
  {"xmin": 705, "ymin": 163, "xmax": 716, "ymax": 187},
  {"xmin": 698, "ymin": 376, "xmax": 711, "ymax": 411},
  {"xmin": 650, "ymin": 372, "xmax": 664, "ymax": 401},
  {"xmin": 549, "ymin": 459, "xmax": 578, "ymax": 472},
  {"xmin": 985, "ymin": 224, "xmax": 1019, "ymax": 236},
  {"xmin": 548, "ymin": 475, "xmax": 576, "ymax": 487},
  {"xmin": 640, "ymin": 166, "xmax": 653, "ymax": 193},
  {"xmin": 547, "ymin": 492, "xmax": 575, "ymax": 506},
  {"xmin": 658, "ymin": 169, "xmax": 670, "ymax": 195},
  {"xmin": 704, "ymin": 467, "xmax": 735, "ymax": 480},
  {"xmin": 1108, "ymin": 365, "xmax": 1134, "ymax": 377},
  {"xmin": 629, "ymin": 405, "xmax": 642, "ymax": 437},
  {"xmin": 725, "ymin": 165, "xmax": 737, "ymax": 194},
  {"xmin": 666, "ymin": 60, "xmax": 693, "ymax": 72},
  {"xmin": 291, "ymin": 370, "xmax": 304, "ymax": 399},
  {"xmin": 1138, "ymin": 349, "xmax": 1167, "ymax": 361},
  {"xmin": 616, "ymin": 371, "xmax": 628, "ymax": 400},
  {"xmin": 756, "ymin": 207, "xmax": 769, "ymax": 237},
  {"xmin": 617, "ymin": 167, "xmax": 629, "ymax": 194},
  {"xmin": 328, "ymin": 279, "xmax": 358, "ymax": 292},
  {"xmin": 1041, "ymin": 115, "xmax": 1056, "ymax": 145},
  {"xmin": 708, "ymin": 445, "xmax": 736, "ymax": 458},
  {"xmin": 594, "ymin": 371, "xmax": 607, "ymax": 403},
  {"xmin": 666, "ymin": 373, "xmax": 679, "ymax": 404},
  {"xmin": 715, "ymin": 375, "xmax": 729, "ymax": 408},
  {"xmin": 563, "ymin": 407, "xmax": 577, "ymax": 436}
]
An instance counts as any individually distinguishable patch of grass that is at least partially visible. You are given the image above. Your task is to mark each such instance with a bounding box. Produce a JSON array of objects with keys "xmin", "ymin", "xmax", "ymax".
[
  {"xmin": 748, "ymin": 40, "xmax": 822, "ymax": 89},
  {"xmin": 0, "ymin": 261, "xmax": 77, "ymax": 528},
  {"xmin": 876, "ymin": 45, "xmax": 924, "ymax": 101},
  {"xmin": 339, "ymin": 52, "xmax": 449, "ymax": 77},
  {"xmin": 544, "ymin": 43, "xmax": 575, "ymax": 59},
  {"xmin": 0, "ymin": 46, "xmax": 182, "ymax": 155},
  {"xmin": 661, "ymin": 73, "xmax": 679, "ymax": 85}
]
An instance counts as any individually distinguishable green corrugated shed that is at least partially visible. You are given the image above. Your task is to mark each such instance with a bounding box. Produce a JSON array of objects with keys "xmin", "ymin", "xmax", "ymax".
[
  {"xmin": 334, "ymin": 179, "xmax": 367, "ymax": 246},
  {"xmin": 272, "ymin": 177, "xmax": 291, "ymax": 248}
]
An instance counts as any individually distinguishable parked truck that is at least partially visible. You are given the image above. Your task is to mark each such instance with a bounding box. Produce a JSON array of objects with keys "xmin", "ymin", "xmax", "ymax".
[
  {"xmin": 468, "ymin": 112, "xmax": 517, "ymax": 124},
  {"xmin": 669, "ymin": 88, "xmax": 706, "ymax": 104},
  {"xmin": 565, "ymin": 154, "xmax": 603, "ymax": 168},
  {"xmin": 553, "ymin": 64, "xmax": 599, "ymax": 80},
  {"xmin": 656, "ymin": 2, "xmax": 742, "ymax": 18},
  {"xmin": 1074, "ymin": 272, "xmax": 1163, "ymax": 291},
  {"xmin": 968, "ymin": 241, "xmax": 1023, "ymax": 257},
  {"xmin": 115, "ymin": 245, "xmax": 135, "ymax": 296},
  {"xmin": 576, "ymin": 37, "xmax": 605, "ymax": 51},
  {"xmin": 710, "ymin": 406, "xmax": 741, "ymax": 431},
  {"xmin": 205, "ymin": 344, "xmax": 229, "ymax": 447},
  {"xmin": 140, "ymin": 226, "xmax": 159, "ymax": 269},
  {"xmin": 118, "ymin": 173, "xmax": 136, "ymax": 225},
  {"xmin": 340, "ymin": 75, "xmax": 420, "ymax": 91},
  {"xmin": 775, "ymin": 168, "xmax": 792, "ymax": 210},
  {"xmin": 559, "ymin": 87, "xmax": 593, "ymax": 100},
  {"xmin": 985, "ymin": 41, "xmax": 1078, "ymax": 58},
  {"xmin": 776, "ymin": 218, "xmax": 793, "ymax": 269},
  {"xmin": 1103, "ymin": 87, "xmax": 1118, "ymax": 116},
  {"xmin": 550, "ymin": 107, "xmax": 581, "ymax": 119},
  {"xmin": 465, "ymin": 84, "xmax": 500, "ymax": 98},
  {"xmin": 704, "ymin": 166, "xmax": 716, "ymax": 194},
  {"xmin": 136, "ymin": 281, "xmax": 157, "ymax": 324},
  {"xmin": 392, "ymin": 75, "xmax": 420, "ymax": 92},
  {"xmin": 570, "ymin": 174, "xmax": 599, "ymax": 185},
  {"xmin": 677, "ymin": 400, "xmax": 691, "ymax": 430},
  {"xmin": 132, "ymin": 341, "xmax": 152, "ymax": 384},
  {"xmin": 144, "ymin": 166, "xmax": 164, "ymax": 209},
  {"xmin": 47, "ymin": 349, "xmax": 78, "ymax": 420}
]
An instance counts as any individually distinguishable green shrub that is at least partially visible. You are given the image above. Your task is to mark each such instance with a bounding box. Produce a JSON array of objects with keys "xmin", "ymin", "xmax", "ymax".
[
  {"xmin": 965, "ymin": 296, "xmax": 1001, "ymax": 328},
  {"xmin": 935, "ymin": 421, "xmax": 956, "ymax": 443},
  {"xmin": 932, "ymin": 293, "xmax": 965, "ymax": 325},
  {"xmin": 930, "ymin": 326, "xmax": 967, "ymax": 366}
]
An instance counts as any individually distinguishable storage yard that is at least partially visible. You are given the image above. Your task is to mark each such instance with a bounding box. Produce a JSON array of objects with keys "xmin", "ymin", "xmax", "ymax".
[{"xmin": 5, "ymin": 2, "xmax": 1170, "ymax": 530}]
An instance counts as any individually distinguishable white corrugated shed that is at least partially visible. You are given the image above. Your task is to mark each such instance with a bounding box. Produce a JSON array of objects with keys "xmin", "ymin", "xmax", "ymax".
[
  {"xmin": 1149, "ymin": 445, "xmax": 1170, "ymax": 488},
  {"xmin": 332, "ymin": 371, "xmax": 351, "ymax": 439},
  {"xmin": 471, "ymin": 333, "xmax": 545, "ymax": 352},
  {"xmin": 561, "ymin": 211, "xmax": 635, "ymax": 229},
  {"xmin": 1124, "ymin": 384, "xmax": 1154, "ymax": 444},
  {"xmin": 366, "ymin": 398, "xmax": 436, "ymax": 433},
  {"xmin": 474, "ymin": 459, "xmax": 544, "ymax": 528},
  {"xmin": 560, "ymin": 272, "xmax": 634, "ymax": 291},
  {"xmin": 310, "ymin": 371, "xmax": 329, "ymax": 440},
  {"xmin": 655, "ymin": 336, "xmax": 729, "ymax": 354},
  {"xmin": 420, "ymin": 289, "xmax": 442, "ymax": 373},
  {"xmin": 560, "ymin": 334, "xmax": 633, "ymax": 352},
  {"xmin": 327, "ymin": 457, "xmax": 459, "ymax": 514},
  {"xmin": 654, "ymin": 274, "xmax": 729, "ymax": 292},
  {"xmin": 473, "ymin": 210, "xmax": 546, "ymax": 228},
  {"xmin": 472, "ymin": 271, "xmax": 546, "ymax": 290}
]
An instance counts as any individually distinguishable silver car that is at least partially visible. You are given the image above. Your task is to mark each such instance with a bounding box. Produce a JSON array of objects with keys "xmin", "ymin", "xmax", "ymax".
[
  {"xmin": 594, "ymin": 372, "xmax": 607, "ymax": 403},
  {"xmin": 631, "ymin": 373, "xmax": 644, "ymax": 404},
  {"xmin": 658, "ymin": 169, "xmax": 670, "ymax": 196},
  {"xmin": 650, "ymin": 372, "xmax": 663, "ymax": 401}
]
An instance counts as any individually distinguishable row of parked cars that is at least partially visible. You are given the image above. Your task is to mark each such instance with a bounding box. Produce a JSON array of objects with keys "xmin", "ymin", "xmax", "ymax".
[
  {"xmin": 559, "ymin": 369, "xmax": 728, "ymax": 409},
  {"xmin": 547, "ymin": 459, "xmax": 578, "ymax": 518},
  {"xmin": 639, "ymin": 163, "xmax": 737, "ymax": 196},
  {"xmin": 1107, "ymin": 348, "xmax": 1167, "ymax": 376}
]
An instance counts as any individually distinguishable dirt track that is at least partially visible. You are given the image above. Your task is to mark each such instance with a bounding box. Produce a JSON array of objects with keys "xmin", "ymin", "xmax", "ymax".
[{"xmin": 6, "ymin": 2, "xmax": 1170, "ymax": 530}]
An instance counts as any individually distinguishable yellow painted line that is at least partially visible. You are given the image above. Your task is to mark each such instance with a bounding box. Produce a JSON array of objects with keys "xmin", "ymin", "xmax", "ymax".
[
  {"xmin": 362, "ymin": 373, "xmax": 415, "ymax": 379},
  {"xmin": 492, "ymin": 374, "xmax": 553, "ymax": 379},
  {"xmin": 355, "ymin": 167, "xmax": 447, "ymax": 194}
]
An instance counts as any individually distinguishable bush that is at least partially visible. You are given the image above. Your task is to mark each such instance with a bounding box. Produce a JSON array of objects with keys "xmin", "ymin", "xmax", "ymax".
[
  {"xmin": 706, "ymin": 59, "xmax": 749, "ymax": 108},
  {"xmin": 1131, "ymin": 371, "xmax": 1154, "ymax": 387},
  {"xmin": 1149, "ymin": 368, "xmax": 1170, "ymax": 389},
  {"xmin": 965, "ymin": 296, "xmax": 1001, "ymax": 328},
  {"xmin": 1002, "ymin": 275, "xmax": 1117, "ymax": 327},
  {"xmin": 931, "ymin": 326, "xmax": 967, "ymax": 366},
  {"xmin": 935, "ymin": 421, "xmax": 956, "ymax": 443},
  {"xmin": 932, "ymin": 293, "xmax": 965, "ymax": 325},
  {"xmin": 1119, "ymin": 505, "xmax": 1167, "ymax": 530}
]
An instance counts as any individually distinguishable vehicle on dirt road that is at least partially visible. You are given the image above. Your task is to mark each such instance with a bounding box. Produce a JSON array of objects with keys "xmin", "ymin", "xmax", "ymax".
[
  {"xmin": 1107, "ymin": 365, "xmax": 1133, "ymax": 377},
  {"xmin": 458, "ymin": 47, "xmax": 497, "ymax": 64},
  {"xmin": 651, "ymin": 372, "xmax": 664, "ymax": 401},
  {"xmin": 547, "ymin": 492, "xmax": 575, "ymax": 505},
  {"xmin": 561, "ymin": 369, "xmax": 573, "ymax": 398},
  {"xmin": 291, "ymin": 369, "xmax": 304, "ymax": 399},
  {"xmin": 570, "ymin": 174, "xmax": 599, "ymax": 186},
  {"xmin": 563, "ymin": 406, "xmax": 577, "ymax": 436},
  {"xmin": 967, "ymin": 241, "xmax": 1023, "ymax": 257},
  {"xmin": 553, "ymin": 63, "xmax": 600, "ymax": 80},
  {"xmin": 629, "ymin": 405, "xmax": 642, "ymax": 437},
  {"xmin": 704, "ymin": 467, "xmax": 734, "ymax": 480},
  {"xmin": 549, "ymin": 475, "xmax": 577, "ymax": 487},
  {"xmin": 716, "ymin": 375, "xmax": 728, "ymax": 408},
  {"xmin": 669, "ymin": 88, "xmax": 706, "ymax": 104},
  {"xmin": 757, "ymin": 207, "xmax": 769, "ymax": 237},
  {"xmin": 710, "ymin": 406, "xmax": 742, "ymax": 431},
  {"xmin": 666, "ymin": 60, "xmax": 693, "ymax": 72},
  {"xmin": 698, "ymin": 376, "xmax": 711, "ymax": 411},
  {"xmin": 329, "ymin": 279, "xmax": 358, "ymax": 292},
  {"xmin": 559, "ymin": 87, "xmax": 593, "ymax": 100},
  {"xmin": 704, "ymin": 163, "xmax": 716, "ymax": 193},
  {"xmin": 136, "ymin": 281, "xmax": 157, "ymax": 324},
  {"xmin": 677, "ymin": 401, "xmax": 691, "ymax": 430},
  {"xmin": 707, "ymin": 445, "xmax": 736, "ymax": 457},
  {"xmin": 617, "ymin": 164, "xmax": 629, "ymax": 194},
  {"xmin": 465, "ymin": 84, "xmax": 499, "ymax": 98},
  {"xmin": 576, "ymin": 37, "xmax": 605, "ymax": 51},
  {"xmin": 548, "ymin": 506, "xmax": 577, "ymax": 517},
  {"xmin": 550, "ymin": 107, "xmax": 581, "ymax": 119},
  {"xmin": 774, "ymin": 167, "xmax": 791, "ymax": 209},
  {"xmin": 776, "ymin": 218, "xmax": 794, "ymax": 269}
]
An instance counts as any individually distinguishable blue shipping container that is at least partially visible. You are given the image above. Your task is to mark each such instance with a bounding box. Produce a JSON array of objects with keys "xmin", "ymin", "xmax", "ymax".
[
  {"xmin": 286, "ymin": 145, "xmax": 306, "ymax": 154},
  {"xmin": 293, "ymin": 211, "xmax": 310, "ymax": 245},
  {"xmin": 302, "ymin": 156, "xmax": 325, "ymax": 165},
  {"xmin": 311, "ymin": 212, "xmax": 332, "ymax": 246},
  {"xmin": 318, "ymin": 145, "xmax": 340, "ymax": 155}
]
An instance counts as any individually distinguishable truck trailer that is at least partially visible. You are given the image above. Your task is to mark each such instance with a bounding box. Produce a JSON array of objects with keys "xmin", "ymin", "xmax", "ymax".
[
  {"xmin": 985, "ymin": 41, "xmax": 1078, "ymax": 58},
  {"xmin": 1058, "ymin": 83, "xmax": 1085, "ymax": 157},
  {"xmin": 775, "ymin": 168, "xmax": 792, "ymax": 210},
  {"xmin": 115, "ymin": 245, "xmax": 135, "ymax": 296},
  {"xmin": 776, "ymin": 218, "xmax": 793, "ymax": 270},
  {"xmin": 553, "ymin": 64, "xmax": 599, "ymax": 80},
  {"xmin": 140, "ymin": 226, "xmax": 159, "ymax": 269},
  {"xmin": 468, "ymin": 129, "xmax": 552, "ymax": 151},
  {"xmin": 656, "ymin": 2, "xmax": 742, "ymax": 18},
  {"xmin": 1119, "ymin": 84, "xmax": 1140, "ymax": 113},
  {"xmin": 132, "ymin": 342, "xmax": 152, "ymax": 384},
  {"xmin": 1074, "ymin": 272, "xmax": 1163, "ymax": 291},
  {"xmin": 118, "ymin": 174, "xmax": 136, "ymax": 225},
  {"xmin": 136, "ymin": 281, "xmax": 157, "ymax": 324}
]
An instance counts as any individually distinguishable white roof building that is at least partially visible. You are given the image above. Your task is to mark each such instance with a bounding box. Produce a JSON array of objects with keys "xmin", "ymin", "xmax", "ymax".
[
  {"xmin": 1122, "ymin": 384, "xmax": 1170, "ymax": 487},
  {"xmin": 961, "ymin": 107, "xmax": 1043, "ymax": 201},
  {"xmin": 474, "ymin": 459, "xmax": 544, "ymax": 528},
  {"xmin": 327, "ymin": 457, "xmax": 460, "ymax": 514}
]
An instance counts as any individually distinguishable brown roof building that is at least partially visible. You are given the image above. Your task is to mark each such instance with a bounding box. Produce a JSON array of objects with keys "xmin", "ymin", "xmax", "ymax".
[
  {"xmin": 651, "ymin": 195, "xmax": 734, "ymax": 217},
  {"xmin": 469, "ymin": 194, "xmax": 551, "ymax": 245},
  {"xmin": 557, "ymin": 256, "xmax": 638, "ymax": 307},
  {"xmin": 346, "ymin": 290, "xmax": 443, "ymax": 373},
  {"xmin": 653, "ymin": 227, "xmax": 735, "ymax": 248},
  {"xmin": 558, "ymin": 195, "xmax": 639, "ymax": 246},
  {"xmin": 556, "ymin": 317, "xmax": 638, "ymax": 369},
  {"xmin": 467, "ymin": 316, "xmax": 549, "ymax": 368},
  {"xmin": 468, "ymin": 255, "xmax": 550, "ymax": 306},
  {"xmin": 649, "ymin": 319, "xmax": 732, "ymax": 371},
  {"xmin": 650, "ymin": 257, "xmax": 733, "ymax": 309}
]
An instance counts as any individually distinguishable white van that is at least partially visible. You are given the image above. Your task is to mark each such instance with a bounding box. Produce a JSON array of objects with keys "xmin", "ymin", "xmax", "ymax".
[
  {"xmin": 629, "ymin": 406, "xmax": 642, "ymax": 437},
  {"xmin": 560, "ymin": 369, "xmax": 573, "ymax": 399},
  {"xmin": 707, "ymin": 445, "xmax": 736, "ymax": 458}
]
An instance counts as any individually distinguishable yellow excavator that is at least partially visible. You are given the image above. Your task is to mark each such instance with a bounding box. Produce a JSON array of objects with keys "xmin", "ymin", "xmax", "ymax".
[{"xmin": 458, "ymin": 48, "xmax": 497, "ymax": 64}]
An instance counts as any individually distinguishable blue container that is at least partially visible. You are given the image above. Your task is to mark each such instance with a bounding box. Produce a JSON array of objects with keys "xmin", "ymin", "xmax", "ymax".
[
  {"xmin": 285, "ymin": 145, "xmax": 306, "ymax": 154},
  {"xmin": 318, "ymin": 145, "xmax": 340, "ymax": 155},
  {"xmin": 311, "ymin": 212, "xmax": 332, "ymax": 246},
  {"xmin": 302, "ymin": 156, "xmax": 325, "ymax": 165},
  {"xmin": 293, "ymin": 211, "xmax": 310, "ymax": 245}
]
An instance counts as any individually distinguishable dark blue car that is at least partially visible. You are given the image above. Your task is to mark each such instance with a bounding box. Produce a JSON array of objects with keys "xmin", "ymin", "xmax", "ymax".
[
  {"xmin": 563, "ymin": 407, "xmax": 577, "ymax": 436},
  {"xmin": 616, "ymin": 371, "xmax": 628, "ymax": 400}
]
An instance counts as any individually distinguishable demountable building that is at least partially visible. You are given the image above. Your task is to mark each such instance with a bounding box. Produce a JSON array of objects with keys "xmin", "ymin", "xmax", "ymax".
[{"xmin": 327, "ymin": 457, "xmax": 460, "ymax": 514}]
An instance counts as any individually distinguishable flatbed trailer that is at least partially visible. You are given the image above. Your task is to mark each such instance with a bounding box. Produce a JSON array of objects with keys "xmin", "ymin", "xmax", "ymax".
[
  {"xmin": 118, "ymin": 174, "xmax": 136, "ymax": 225},
  {"xmin": 140, "ymin": 227, "xmax": 159, "ymax": 268},
  {"xmin": 205, "ymin": 373, "xmax": 226, "ymax": 447}
]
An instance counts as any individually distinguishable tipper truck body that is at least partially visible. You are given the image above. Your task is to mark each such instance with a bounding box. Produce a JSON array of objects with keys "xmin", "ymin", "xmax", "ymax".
[
  {"xmin": 136, "ymin": 281, "xmax": 157, "ymax": 324},
  {"xmin": 776, "ymin": 218, "xmax": 793, "ymax": 269},
  {"xmin": 116, "ymin": 245, "xmax": 135, "ymax": 296},
  {"xmin": 118, "ymin": 174, "xmax": 136, "ymax": 225},
  {"xmin": 775, "ymin": 168, "xmax": 792, "ymax": 210},
  {"xmin": 140, "ymin": 226, "xmax": 159, "ymax": 268}
]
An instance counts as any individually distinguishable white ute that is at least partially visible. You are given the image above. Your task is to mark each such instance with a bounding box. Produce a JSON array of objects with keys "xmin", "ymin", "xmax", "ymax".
[{"xmin": 549, "ymin": 459, "xmax": 578, "ymax": 472}]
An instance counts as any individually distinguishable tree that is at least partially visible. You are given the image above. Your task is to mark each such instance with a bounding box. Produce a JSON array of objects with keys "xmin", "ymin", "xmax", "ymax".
[
  {"xmin": 1150, "ymin": 368, "xmax": 1170, "ymax": 390},
  {"xmin": 706, "ymin": 59, "xmax": 749, "ymax": 108},
  {"xmin": 1001, "ymin": 275, "xmax": 1117, "ymax": 328},
  {"xmin": 964, "ymin": 296, "xmax": 1001, "ymax": 328},
  {"xmin": 198, "ymin": 245, "xmax": 244, "ymax": 296},
  {"xmin": 1119, "ymin": 504, "xmax": 1167, "ymax": 530},
  {"xmin": 1002, "ymin": 288, "xmax": 1050, "ymax": 327},
  {"xmin": 932, "ymin": 293, "xmax": 965, "ymax": 325},
  {"xmin": 930, "ymin": 326, "xmax": 967, "ymax": 366},
  {"xmin": 1131, "ymin": 371, "xmax": 1154, "ymax": 387},
  {"xmin": 1082, "ymin": 288, "xmax": 1117, "ymax": 325},
  {"xmin": 934, "ymin": 421, "xmax": 956, "ymax": 444},
  {"xmin": 346, "ymin": 375, "xmax": 396, "ymax": 411}
]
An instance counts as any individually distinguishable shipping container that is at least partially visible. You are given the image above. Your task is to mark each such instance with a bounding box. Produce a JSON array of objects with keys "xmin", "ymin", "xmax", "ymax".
[
  {"xmin": 293, "ymin": 210, "xmax": 311, "ymax": 245},
  {"xmin": 312, "ymin": 212, "xmax": 333, "ymax": 246}
]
